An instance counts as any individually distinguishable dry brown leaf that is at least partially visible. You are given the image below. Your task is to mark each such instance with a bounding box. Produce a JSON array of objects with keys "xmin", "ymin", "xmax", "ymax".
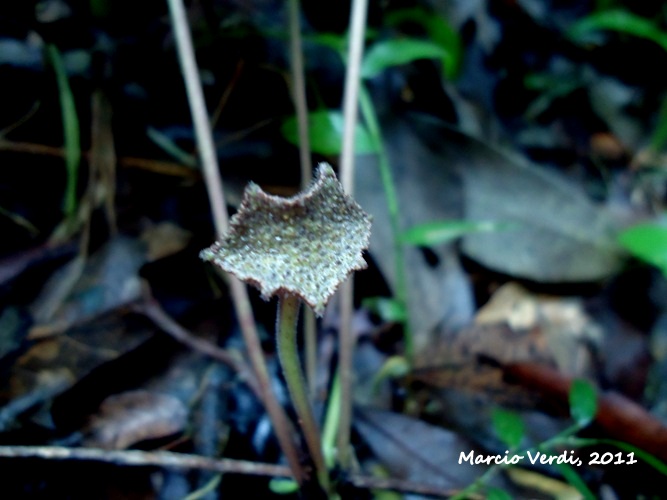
[
  {"xmin": 140, "ymin": 222, "xmax": 192, "ymax": 262},
  {"xmin": 472, "ymin": 283, "xmax": 601, "ymax": 376},
  {"xmin": 1, "ymin": 313, "xmax": 152, "ymax": 431},
  {"xmin": 86, "ymin": 390, "xmax": 188, "ymax": 450},
  {"xmin": 412, "ymin": 284, "xmax": 602, "ymax": 413}
]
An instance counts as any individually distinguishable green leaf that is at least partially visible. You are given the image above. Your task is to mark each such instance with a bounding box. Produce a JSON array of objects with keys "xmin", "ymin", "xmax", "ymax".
[
  {"xmin": 400, "ymin": 220, "xmax": 512, "ymax": 246},
  {"xmin": 486, "ymin": 487, "xmax": 514, "ymax": 500},
  {"xmin": 269, "ymin": 478, "xmax": 299, "ymax": 495},
  {"xmin": 371, "ymin": 355, "xmax": 410, "ymax": 394},
  {"xmin": 386, "ymin": 8, "xmax": 462, "ymax": 78},
  {"xmin": 309, "ymin": 33, "xmax": 347, "ymax": 55},
  {"xmin": 362, "ymin": 38, "xmax": 449, "ymax": 79},
  {"xmin": 568, "ymin": 9, "xmax": 667, "ymax": 53},
  {"xmin": 492, "ymin": 409, "xmax": 525, "ymax": 449},
  {"xmin": 281, "ymin": 110, "xmax": 377, "ymax": 155},
  {"xmin": 618, "ymin": 223, "xmax": 667, "ymax": 275},
  {"xmin": 569, "ymin": 379, "xmax": 597, "ymax": 427},
  {"xmin": 363, "ymin": 297, "xmax": 407, "ymax": 322}
]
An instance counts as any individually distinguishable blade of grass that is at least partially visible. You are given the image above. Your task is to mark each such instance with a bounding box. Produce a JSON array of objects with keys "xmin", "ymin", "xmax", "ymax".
[
  {"xmin": 46, "ymin": 45, "xmax": 80, "ymax": 217},
  {"xmin": 400, "ymin": 220, "xmax": 515, "ymax": 246},
  {"xmin": 569, "ymin": 9, "xmax": 667, "ymax": 53},
  {"xmin": 358, "ymin": 85, "xmax": 411, "ymax": 359},
  {"xmin": 0, "ymin": 206, "xmax": 39, "ymax": 236},
  {"xmin": 146, "ymin": 126, "xmax": 197, "ymax": 167}
]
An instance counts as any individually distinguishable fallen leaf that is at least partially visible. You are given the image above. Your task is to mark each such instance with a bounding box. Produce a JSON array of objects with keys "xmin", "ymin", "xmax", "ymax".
[
  {"xmin": 474, "ymin": 283, "xmax": 602, "ymax": 376},
  {"xmin": 354, "ymin": 407, "xmax": 511, "ymax": 491},
  {"xmin": 140, "ymin": 221, "xmax": 192, "ymax": 262},
  {"xmin": 411, "ymin": 114, "xmax": 624, "ymax": 282},
  {"xmin": 29, "ymin": 236, "xmax": 146, "ymax": 338},
  {"xmin": 87, "ymin": 390, "xmax": 188, "ymax": 450},
  {"xmin": 1, "ymin": 312, "xmax": 152, "ymax": 430},
  {"xmin": 355, "ymin": 115, "xmax": 476, "ymax": 355}
]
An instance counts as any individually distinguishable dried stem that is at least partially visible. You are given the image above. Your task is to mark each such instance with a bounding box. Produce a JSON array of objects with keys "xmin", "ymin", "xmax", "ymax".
[
  {"xmin": 287, "ymin": 0, "xmax": 312, "ymax": 190},
  {"xmin": 287, "ymin": 0, "xmax": 319, "ymax": 400},
  {"xmin": 337, "ymin": 0, "xmax": 369, "ymax": 467},
  {"xmin": 0, "ymin": 445, "xmax": 460, "ymax": 498},
  {"xmin": 0, "ymin": 446, "xmax": 290, "ymax": 477},
  {"xmin": 166, "ymin": 0, "xmax": 304, "ymax": 484}
]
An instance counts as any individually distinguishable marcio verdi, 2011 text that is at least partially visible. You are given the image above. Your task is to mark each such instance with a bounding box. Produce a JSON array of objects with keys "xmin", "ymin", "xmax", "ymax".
[{"xmin": 459, "ymin": 450, "xmax": 638, "ymax": 467}]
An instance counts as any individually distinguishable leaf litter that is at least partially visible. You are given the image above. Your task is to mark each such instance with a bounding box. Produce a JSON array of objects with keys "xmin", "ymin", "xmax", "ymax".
[{"xmin": 1, "ymin": 0, "xmax": 667, "ymax": 497}]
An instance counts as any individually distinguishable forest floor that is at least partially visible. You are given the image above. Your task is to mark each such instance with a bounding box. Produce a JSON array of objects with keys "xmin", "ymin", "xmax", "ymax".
[{"xmin": 1, "ymin": 1, "xmax": 667, "ymax": 498}]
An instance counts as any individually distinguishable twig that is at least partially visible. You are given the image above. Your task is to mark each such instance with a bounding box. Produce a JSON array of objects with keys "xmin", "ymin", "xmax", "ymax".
[
  {"xmin": 0, "ymin": 446, "xmax": 291, "ymax": 478},
  {"xmin": 210, "ymin": 59, "xmax": 244, "ymax": 128},
  {"xmin": 0, "ymin": 138, "xmax": 199, "ymax": 178},
  {"xmin": 337, "ymin": 0, "xmax": 369, "ymax": 467},
  {"xmin": 138, "ymin": 295, "xmax": 260, "ymax": 397},
  {"xmin": 0, "ymin": 445, "xmax": 467, "ymax": 498},
  {"xmin": 166, "ymin": 0, "xmax": 305, "ymax": 484}
]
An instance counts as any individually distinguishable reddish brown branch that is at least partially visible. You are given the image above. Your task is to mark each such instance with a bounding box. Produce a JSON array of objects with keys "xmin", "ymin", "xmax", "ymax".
[{"xmin": 504, "ymin": 361, "xmax": 667, "ymax": 463}]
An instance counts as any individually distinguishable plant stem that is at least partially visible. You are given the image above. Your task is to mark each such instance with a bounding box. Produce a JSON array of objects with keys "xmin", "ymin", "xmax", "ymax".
[
  {"xmin": 287, "ymin": 0, "xmax": 312, "ymax": 190},
  {"xmin": 276, "ymin": 293, "xmax": 330, "ymax": 492},
  {"xmin": 337, "ymin": 0, "xmax": 369, "ymax": 468},
  {"xmin": 287, "ymin": 0, "xmax": 318, "ymax": 400},
  {"xmin": 358, "ymin": 85, "xmax": 412, "ymax": 360},
  {"xmin": 166, "ymin": 0, "xmax": 305, "ymax": 484},
  {"xmin": 304, "ymin": 308, "xmax": 318, "ymax": 398}
]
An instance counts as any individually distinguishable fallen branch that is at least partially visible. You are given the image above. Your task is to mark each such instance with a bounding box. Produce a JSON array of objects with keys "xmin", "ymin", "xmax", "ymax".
[
  {"xmin": 0, "ymin": 445, "xmax": 463, "ymax": 498},
  {"xmin": 0, "ymin": 446, "xmax": 290, "ymax": 478}
]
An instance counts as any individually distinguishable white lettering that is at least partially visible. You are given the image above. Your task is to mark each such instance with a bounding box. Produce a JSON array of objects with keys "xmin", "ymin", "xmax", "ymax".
[
  {"xmin": 526, "ymin": 451, "xmax": 540, "ymax": 464},
  {"xmin": 459, "ymin": 451, "xmax": 475, "ymax": 464}
]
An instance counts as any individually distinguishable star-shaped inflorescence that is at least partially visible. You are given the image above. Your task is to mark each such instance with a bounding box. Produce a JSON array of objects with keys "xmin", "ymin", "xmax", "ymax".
[{"xmin": 200, "ymin": 163, "xmax": 372, "ymax": 316}]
